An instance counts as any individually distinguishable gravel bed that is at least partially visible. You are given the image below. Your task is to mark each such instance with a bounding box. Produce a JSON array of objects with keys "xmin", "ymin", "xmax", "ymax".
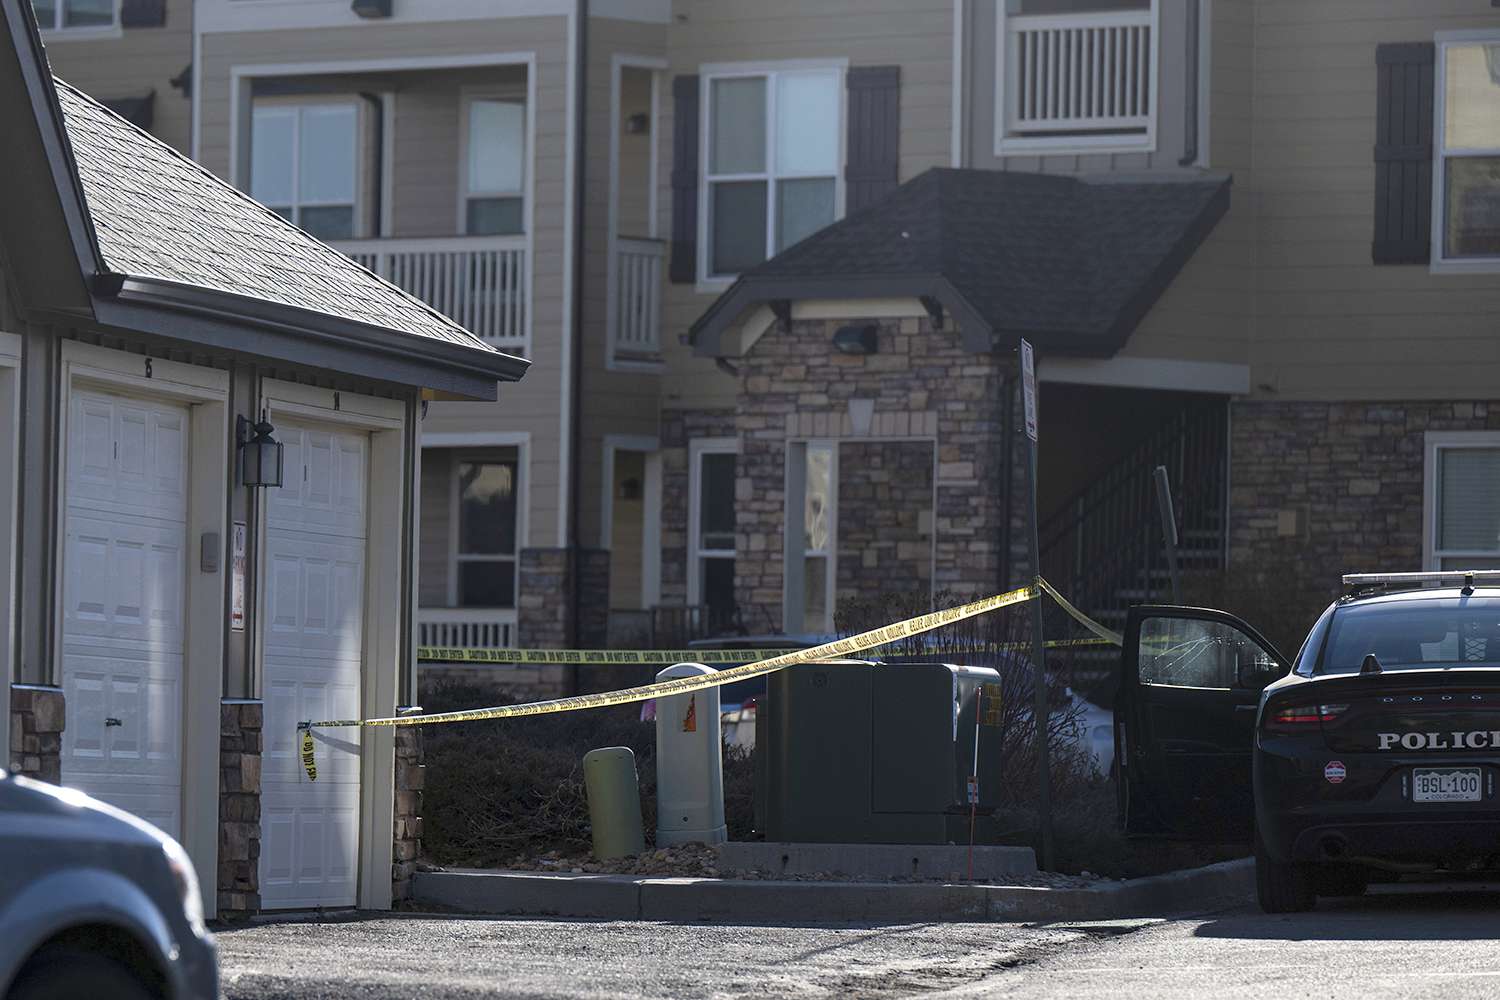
[{"xmin": 432, "ymin": 843, "xmax": 1126, "ymax": 888}]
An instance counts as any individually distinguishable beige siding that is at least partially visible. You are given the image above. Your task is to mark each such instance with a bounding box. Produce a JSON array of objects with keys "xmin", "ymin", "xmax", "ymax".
[
  {"xmin": 42, "ymin": 0, "xmax": 194, "ymax": 153},
  {"xmin": 609, "ymin": 450, "xmax": 646, "ymax": 609},
  {"xmin": 576, "ymin": 17, "xmax": 667, "ymax": 550},
  {"xmin": 1247, "ymin": 0, "xmax": 1500, "ymax": 400},
  {"xmin": 656, "ymin": 0, "xmax": 957, "ymax": 413},
  {"xmin": 199, "ymin": 17, "xmax": 570, "ymax": 548}
]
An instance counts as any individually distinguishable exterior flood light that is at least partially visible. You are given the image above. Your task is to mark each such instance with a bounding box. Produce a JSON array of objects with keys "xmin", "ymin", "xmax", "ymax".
[
  {"xmin": 237, "ymin": 415, "xmax": 285, "ymax": 489},
  {"xmin": 832, "ymin": 324, "xmax": 879, "ymax": 355}
]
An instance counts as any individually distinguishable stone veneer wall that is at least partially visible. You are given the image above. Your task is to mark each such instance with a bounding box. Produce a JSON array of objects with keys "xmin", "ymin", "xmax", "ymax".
[
  {"xmin": 659, "ymin": 408, "xmax": 738, "ymax": 608},
  {"xmin": 218, "ymin": 700, "xmax": 262, "ymax": 918},
  {"xmin": 517, "ymin": 547, "xmax": 570, "ymax": 648},
  {"xmin": 733, "ymin": 316, "xmax": 1016, "ymax": 631},
  {"xmin": 8, "ymin": 686, "xmax": 63, "ymax": 782},
  {"xmin": 577, "ymin": 548, "xmax": 610, "ymax": 647},
  {"xmin": 1227, "ymin": 399, "xmax": 1500, "ymax": 646},
  {"xmin": 836, "ymin": 440, "xmax": 935, "ymax": 604},
  {"xmin": 392, "ymin": 725, "xmax": 424, "ymax": 905}
]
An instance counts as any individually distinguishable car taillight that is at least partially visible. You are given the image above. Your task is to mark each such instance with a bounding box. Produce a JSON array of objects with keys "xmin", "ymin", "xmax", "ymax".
[{"xmin": 1265, "ymin": 703, "xmax": 1349, "ymax": 731}]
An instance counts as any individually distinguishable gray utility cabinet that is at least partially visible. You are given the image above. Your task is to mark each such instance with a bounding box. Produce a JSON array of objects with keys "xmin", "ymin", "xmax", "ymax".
[{"xmin": 756, "ymin": 661, "xmax": 1005, "ymax": 844}]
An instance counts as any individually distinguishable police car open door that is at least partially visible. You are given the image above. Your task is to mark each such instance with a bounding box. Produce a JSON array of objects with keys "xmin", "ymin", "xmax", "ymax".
[{"xmin": 1117, "ymin": 606, "xmax": 1288, "ymax": 839}]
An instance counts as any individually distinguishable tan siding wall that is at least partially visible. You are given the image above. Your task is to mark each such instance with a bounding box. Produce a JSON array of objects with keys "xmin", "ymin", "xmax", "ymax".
[
  {"xmin": 199, "ymin": 17, "xmax": 570, "ymax": 548},
  {"xmin": 42, "ymin": 0, "xmax": 194, "ymax": 153},
  {"xmin": 576, "ymin": 17, "xmax": 667, "ymax": 549},
  {"xmin": 1248, "ymin": 1, "xmax": 1500, "ymax": 400},
  {"xmin": 656, "ymin": 0, "xmax": 957, "ymax": 413},
  {"xmin": 609, "ymin": 450, "xmax": 646, "ymax": 609}
]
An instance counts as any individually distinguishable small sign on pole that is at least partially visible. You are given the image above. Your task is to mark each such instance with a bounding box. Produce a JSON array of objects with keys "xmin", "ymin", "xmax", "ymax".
[
  {"xmin": 1021, "ymin": 339, "xmax": 1038, "ymax": 443},
  {"xmin": 230, "ymin": 521, "xmax": 247, "ymax": 632}
]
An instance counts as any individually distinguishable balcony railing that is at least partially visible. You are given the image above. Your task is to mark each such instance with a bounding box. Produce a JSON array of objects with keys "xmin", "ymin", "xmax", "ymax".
[
  {"xmin": 417, "ymin": 607, "xmax": 518, "ymax": 650},
  {"xmin": 1004, "ymin": 9, "xmax": 1154, "ymax": 140},
  {"xmin": 334, "ymin": 235, "xmax": 529, "ymax": 353},
  {"xmin": 610, "ymin": 236, "xmax": 665, "ymax": 362}
]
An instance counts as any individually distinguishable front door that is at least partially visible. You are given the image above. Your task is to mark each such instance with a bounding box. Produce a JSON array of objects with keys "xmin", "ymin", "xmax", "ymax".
[
  {"xmin": 61, "ymin": 390, "xmax": 189, "ymax": 838},
  {"xmin": 259, "ymin": 423, "xmax": 369, "ymax": 909},
  {"xmin": 1117, "ymin": 606, "xmax": 1287, "ymax": 839}
]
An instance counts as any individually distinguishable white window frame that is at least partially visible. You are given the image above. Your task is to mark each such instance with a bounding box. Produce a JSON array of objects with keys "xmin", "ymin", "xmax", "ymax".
[
  {"xmin": 1424, "ymin": 431, "xmax": 1500, "ymax": 570},
  {"xmin": 993, "ymin": 1, "xmax": 1160, "ymax": 157},
  {"xmin": 696, "ymin": 59, "xmax": 849, "ymax": 292},
  {"xmin": 0, "ymin": 333, "xmax": 20, "ymax": 771},
  {"xmin": 687, "ymin": 437, "xmax": 739, "ymax": 614},
  {"xmin": 1432, "ymin": 32, "xmax": 1500, "ymax": 274},
  {"xmin": 447, "ymin": 450, "xmax": 523, "ymax": 610},
  {"xmin": 34, "ymin": 0, "xmax": 121, "ymax": 37},
  {"xmin": 800, "ymin": 440, "xmax": 838, "ymax": 634},
  {"xmin": 458, "ymin": 89, "xmax": 529, "ymax": 237},
  {"xmin": 250, "ymin": 99, "xmax": 363, "ymax": 238}
]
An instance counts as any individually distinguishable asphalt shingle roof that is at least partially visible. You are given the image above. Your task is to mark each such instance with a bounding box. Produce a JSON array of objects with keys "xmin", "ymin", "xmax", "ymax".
[
  {"xmin": 692, "ymin": 167, "xmax": 1231, "ymax": 357},
  {"xmin": 55, "ymin": 78, "xmax": 499, "ymax": 354}
]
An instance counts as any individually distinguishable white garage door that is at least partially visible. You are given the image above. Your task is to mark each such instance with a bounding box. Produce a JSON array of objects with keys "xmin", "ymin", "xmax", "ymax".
[
  {"xmin": 260, "ymin": 423, "xmax": 369, "ymax": 910},
  {"xmin": 61, "ymin": 391, "xmax": 188, "ymax": 839}
]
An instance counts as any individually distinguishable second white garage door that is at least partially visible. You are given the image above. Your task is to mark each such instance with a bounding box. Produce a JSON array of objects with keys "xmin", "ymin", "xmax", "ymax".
[{"xmin": 260, "ymin": 423, "xmax": 369, "ymax": 910}]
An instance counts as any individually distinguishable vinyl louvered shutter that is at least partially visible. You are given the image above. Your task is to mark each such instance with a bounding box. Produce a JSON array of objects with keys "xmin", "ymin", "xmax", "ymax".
[
  {"xmin": 670, "ymin": 74, "xmax": 700, "ymax": 284},
  {"xmin": 1372, "ymin": 42, "xmax": 1434, "ymax": 265},
  {"xmin": 844, "ymin": 66, "xmax": 901, "ymax": 215}
]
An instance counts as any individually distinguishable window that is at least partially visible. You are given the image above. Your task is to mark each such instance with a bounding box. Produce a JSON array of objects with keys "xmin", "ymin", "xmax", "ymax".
[
  {"xmin": 1137, "ymin": 617, "xmax": 1276, "ymax": 690},
  {"xmin": 251, "ymin": 103, "xmax": 358, "ymax": 241},
  {"xmin": 802, "ymin": 443, "xmax": 835, "ymax": 632},
  {"xmin": 1437, "ymin": 41, "xmax": 1500, "ymax": 264},
  {"xmin": 463, "ymin": 97, "xmax": 526, "ymax": 236},
  {"xmin": 1322, "ymin": 598, "xmax": 1500, "ymax": 673},
  {"xmin": 454, "ymin": 459, "xmax": 518, "ymax": 608},
  {"xmin": 690, "ymin": 442, "xmax": 738, "ymax": 632},
  {"xmin": 702, "ymin": 67, "xmax": 842, "ymax": 279},
  {"xmin": 1428, "ymin": 435, "xmax": 1500, "ymax": 569},
  {"xmin": 31, "ymin": 0, "xmax": 115, "ymax": 30}
]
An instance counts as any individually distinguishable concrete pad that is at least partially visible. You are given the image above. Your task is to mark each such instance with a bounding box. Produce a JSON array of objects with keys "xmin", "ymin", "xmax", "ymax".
[
  {"xmin": 639, "ymin": 877, "xmax": 990, "ymax": 924},
  {"xmin": 414, "ymin": 870, "xmax": 641, "ymax": 920},
  {"xmin": 717, "ymin": 842, "xmax": 1038, "ymax": 882}
]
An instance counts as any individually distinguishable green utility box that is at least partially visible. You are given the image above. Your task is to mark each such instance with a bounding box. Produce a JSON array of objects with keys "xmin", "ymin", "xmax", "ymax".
[{"xmin": 757, "ymin": 661, "xmax": 1004, "ymax": 844}]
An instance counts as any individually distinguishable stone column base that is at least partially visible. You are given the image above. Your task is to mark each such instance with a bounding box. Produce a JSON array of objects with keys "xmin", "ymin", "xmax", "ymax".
[
  {"xmin": 9, "ymin": 685, "xmax": 64, "ymax": 783},
  {"xmin": 218, "ymin": 700, "xmax": 263, "ymax": 919},
  {"xmin": 392, "ymin": 723, "xmax": 425, "ymax": 905}
]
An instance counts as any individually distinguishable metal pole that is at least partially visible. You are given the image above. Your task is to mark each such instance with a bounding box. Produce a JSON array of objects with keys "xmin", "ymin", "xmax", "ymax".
[
  {"xmin": 1153, "ymin": 465, "xmax": 1182, "ymax": 603},
  {"xmin": 1028, "ymin": 436, "xmax": 1053, "ymax": 871}
]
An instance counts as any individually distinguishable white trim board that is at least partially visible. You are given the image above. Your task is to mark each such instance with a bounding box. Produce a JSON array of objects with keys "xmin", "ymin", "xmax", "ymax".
[
  {"xmin": 0, "ymin": 333, "xmax": 18, "ymax": 770},
  {"xmin": 1038, "ymin": 356, "xmax": 1250, "ymax": 395},
  {"xmin": 686, "ymin": 437, "xmax": 739, "ymax": 611},
  {"xmin": 951, "ymin": 0, "xmax": 965, "ymax": 168},
  {"xmin": 600, "ymin": 434, "xmax": 660, "ymax": 550}
]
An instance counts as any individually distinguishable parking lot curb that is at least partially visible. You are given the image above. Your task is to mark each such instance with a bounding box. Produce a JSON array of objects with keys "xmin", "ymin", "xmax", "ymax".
[{"xmin": 412, "ymin": 857, "xmax": 1252, "ymax": 923}]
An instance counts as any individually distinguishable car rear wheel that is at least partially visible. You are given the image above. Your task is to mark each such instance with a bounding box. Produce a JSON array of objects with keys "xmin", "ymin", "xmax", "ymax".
[
  {"xmin": 1255, "ymin": 831, "xmax": 1315, "ymax": 913},
  {"xmin": 8, "ymin": 949, "xmax": 157, "ymax": 1000}
]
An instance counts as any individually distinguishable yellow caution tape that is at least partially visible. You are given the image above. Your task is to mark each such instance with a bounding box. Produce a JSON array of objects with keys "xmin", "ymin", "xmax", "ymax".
[
  {"xmin": 416, "ymin": 636, "xmax": 1113, "ymax": 665},
  {"xmin": 300, "ymin": 728, "xmax": 317, "ymax": 782},
  {"xmin": 1035, "ymin": 577, "xmax": 1125, "ymax": 647},
  {"xmin": 302, "ymin": 582, "xmax": 1039, "ymax": 731}
]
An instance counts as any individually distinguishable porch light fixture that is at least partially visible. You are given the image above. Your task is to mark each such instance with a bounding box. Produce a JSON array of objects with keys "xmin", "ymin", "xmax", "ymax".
[
  {"xmin": 237, "ymin": 415, "xmax": 285, "ymax": 489},
  {"xmin": 350, "ymin": 0, "xmax": 392, "ymax": 17},
  {"xmin": 832, "ymin": 324, "xmax": 879, "ymax": 355}
]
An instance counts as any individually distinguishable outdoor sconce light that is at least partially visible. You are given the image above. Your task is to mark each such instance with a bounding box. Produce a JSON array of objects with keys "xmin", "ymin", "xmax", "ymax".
[
  {"xmin": 237, "ymin": 415, "xmax": 285, "ymax": 489},
  {"xmin": 350, "ymin": 0, "xmax": 392, "ymax": 17},
  {"xmin": 832, "ymin": 324, "xmax": 879, "ymax": 356}
]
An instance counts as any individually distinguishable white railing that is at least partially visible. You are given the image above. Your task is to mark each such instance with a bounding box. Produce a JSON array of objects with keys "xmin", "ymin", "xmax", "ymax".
[
  {"xmin": 333, "ymin": 235, "xmax": 529, "ymax": 353},
  {"xmin": 1006, "ymin": 10, "xmax": 1154, "ymax": 138},
  {"xmin": 417, "ymin": 608, "xmax": 518, "ymax": 650},
  {"xmin": 610, "ymin": 236, "xmax": 665, "ymax": 361}
]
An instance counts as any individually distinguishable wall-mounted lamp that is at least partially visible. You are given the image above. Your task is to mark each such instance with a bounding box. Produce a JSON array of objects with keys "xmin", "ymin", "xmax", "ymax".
[
  {"xmin": 832, "ymin": 323, "xmax": 879, "ymax": 356},
  {"xmin": 625, "ymin": 112, "xmax": 651, "ymax": 135},
  {"xmin": 350, "ymin": 0, "xmax": 392, "ymax": 17},
  {"xmin": 237, "ymin": 415, "xmax": 285, "ymax": 489}
]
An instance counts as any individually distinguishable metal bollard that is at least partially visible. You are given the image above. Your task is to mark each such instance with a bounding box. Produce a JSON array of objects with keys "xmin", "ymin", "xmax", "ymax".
[
  {"xmin": 655, "ymin": 663, "xmax": 727, "ymax": 846},
  {"xmin": 583, "ymin": 746, "xmax": 646, "ymax": 860}
]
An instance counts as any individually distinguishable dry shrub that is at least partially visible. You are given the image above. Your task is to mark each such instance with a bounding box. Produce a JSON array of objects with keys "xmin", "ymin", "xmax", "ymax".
[{"xmin": 419, "ymin": 679, "xmax": 756, "ymax": 868}]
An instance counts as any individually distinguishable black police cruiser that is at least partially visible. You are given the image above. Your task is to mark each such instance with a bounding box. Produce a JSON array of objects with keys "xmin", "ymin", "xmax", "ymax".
[{"xmin": 1115, "ymin": 571, "xmax": 1500, "ymax": 913}]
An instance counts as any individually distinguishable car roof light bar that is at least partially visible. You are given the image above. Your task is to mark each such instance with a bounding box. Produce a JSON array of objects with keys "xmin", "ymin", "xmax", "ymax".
[{"xmin": 1341, "ymin": 570, "xmax": 1500, "ymax": 596}]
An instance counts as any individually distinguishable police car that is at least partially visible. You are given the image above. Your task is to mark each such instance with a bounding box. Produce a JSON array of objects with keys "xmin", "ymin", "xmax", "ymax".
[{"xmin": 1115, "ymin": 571, "xmax": 1500, "ymax": 913}]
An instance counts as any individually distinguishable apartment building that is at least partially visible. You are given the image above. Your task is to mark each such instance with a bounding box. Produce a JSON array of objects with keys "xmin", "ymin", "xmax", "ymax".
[{"xmin": 31, "ymin": 0, "xmax": 1500, "ymax": 663}]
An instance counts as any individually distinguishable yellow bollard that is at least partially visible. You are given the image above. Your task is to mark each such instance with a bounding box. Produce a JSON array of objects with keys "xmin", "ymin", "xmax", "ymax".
[{"xmin": 583, "ymin": 746, "xmax": 646, "ymax": 860}]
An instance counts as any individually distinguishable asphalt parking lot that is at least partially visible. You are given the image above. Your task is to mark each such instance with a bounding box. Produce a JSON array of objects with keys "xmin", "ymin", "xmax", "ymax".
[{"xmin": 216, "ymin": 883, "xmax": 1500, "ymax": 999}]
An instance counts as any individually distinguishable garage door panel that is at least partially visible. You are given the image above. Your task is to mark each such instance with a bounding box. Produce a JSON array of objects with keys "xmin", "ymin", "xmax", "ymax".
[
  {"xmin": 261, "ymin": 421, "xmax": 369, "ymax": 910},
  {"xmin": 62, "ymin": 391, "xmax": 188, "ymax": 843}
]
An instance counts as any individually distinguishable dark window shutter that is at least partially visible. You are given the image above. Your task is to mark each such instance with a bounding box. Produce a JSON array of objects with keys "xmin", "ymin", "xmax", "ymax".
[
  {"xmin": 670, "ymin": 74, "xmax": 700, "ymax": 284},
  {"xmin": 1372, "ymin": 42, "xmax": 1434, "ymax": 265},
  {"xmin": 120, "ymin": 0, "xmax": 166, "ymax": 28},
  {"xmin": 845, "ymin": 66, "xmax": 901, "ymax": 215}
]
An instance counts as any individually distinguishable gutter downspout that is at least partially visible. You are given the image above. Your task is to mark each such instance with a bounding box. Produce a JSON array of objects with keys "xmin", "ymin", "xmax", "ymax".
[
  {"xmin": 1000, "ymin": 372, "xmax": 1016, "ymax": 591},
  {"xmin": 567, "ymin": 0, "xmax": 588, "ymax": 677},
  {"xmin": 1178, "ymin": 0, "xmax": 1201, "ymax": 167}
]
